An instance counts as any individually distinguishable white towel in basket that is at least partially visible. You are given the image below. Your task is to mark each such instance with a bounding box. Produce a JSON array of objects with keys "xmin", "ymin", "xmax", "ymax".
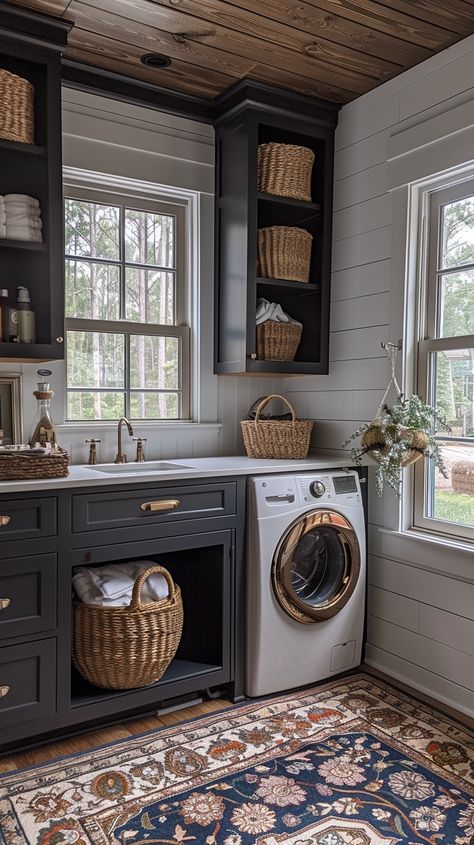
[
  {"xmin": 73, "ymin": 560, "xmax": 169, "ymax": 607},
  {"xmin": 256, "ymin": 298, "xmax": 302, "ymax": 326}
]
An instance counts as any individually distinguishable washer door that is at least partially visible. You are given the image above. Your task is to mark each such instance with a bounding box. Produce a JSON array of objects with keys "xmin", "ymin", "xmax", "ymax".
[{"xmin": 272, "ymin": 510, "xmax": 361, "ymax": 623}]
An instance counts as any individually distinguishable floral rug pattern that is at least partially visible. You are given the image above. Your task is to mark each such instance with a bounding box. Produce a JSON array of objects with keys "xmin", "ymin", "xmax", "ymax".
[{"xmin": 0, "ymin": 674, "xmax": 473, "ymax": 845}]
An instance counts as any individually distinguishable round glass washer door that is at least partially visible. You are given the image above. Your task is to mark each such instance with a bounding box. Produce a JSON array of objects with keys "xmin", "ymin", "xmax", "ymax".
[{"xmin": 272, "ymin": 510, "xmax": 361, "ymax": 623}]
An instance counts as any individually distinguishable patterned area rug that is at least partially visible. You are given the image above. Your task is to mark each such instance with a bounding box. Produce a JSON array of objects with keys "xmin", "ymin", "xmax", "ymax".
[{"xmin": 1, "ymin": 674, "xmax": 473, "ymax": 845}]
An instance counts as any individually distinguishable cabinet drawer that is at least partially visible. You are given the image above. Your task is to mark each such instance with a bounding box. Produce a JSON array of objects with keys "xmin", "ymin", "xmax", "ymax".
[
  {"xmin": 0, "ymin": 554, "xmax": 57, "ymax": 640},
  {"xmin": 0, "ymin": 497, "xmax": 57, "ymax": 543},
  {"xmin": 72, "ymin": 482, "xmax": 237, "ymax": 534},
  {"xmin": 0, "ymin": 639, "xmax": 56, "ymax": 729}
]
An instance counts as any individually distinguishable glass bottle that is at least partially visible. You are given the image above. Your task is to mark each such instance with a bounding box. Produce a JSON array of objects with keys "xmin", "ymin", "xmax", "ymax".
[{"xmin": 29, "ymin": 369, "xmax": 57, "ymax": 448}]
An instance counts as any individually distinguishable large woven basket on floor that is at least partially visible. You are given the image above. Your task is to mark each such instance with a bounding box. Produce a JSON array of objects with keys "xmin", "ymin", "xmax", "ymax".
[
  {"xmin": 241, "ymin": 394, "xmax": 313, "ymax": 459},
  {"xmin": 0, "ymin": 447, "xmax": 69, "ymax": 481},
  {"xmin": 72, "ymin": 565, "xmax": 183, "ymax": 690},
  {"xmin": 256, "ymin": 320, "xmax": 302, "ymax": 361},
  {"xmin": 258, "ymin": 226, "xmax": 312, "ymax": 282},
  {"xmin": 0, "ymin": 69, "xmax": 34, "ymax": 144},
  {"xmin": 258, "ymin": 142, "xmax": 315, "ymax": 202}
]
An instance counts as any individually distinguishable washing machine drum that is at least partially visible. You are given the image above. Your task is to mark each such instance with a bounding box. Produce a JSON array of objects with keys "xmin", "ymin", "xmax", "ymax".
[{"xmin": 272, "ymin": 510, "xmax": 361, "ymax": 623}]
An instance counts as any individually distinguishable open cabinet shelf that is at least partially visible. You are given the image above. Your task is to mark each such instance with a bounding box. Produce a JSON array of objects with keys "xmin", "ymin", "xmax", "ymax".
[
  {"xmin": 214, "ymin": 82, "xmax": 339, "ymax": 375},
  {"xmin": 0, "ymin": 9, "xmax": 70, "ymax": 361}
]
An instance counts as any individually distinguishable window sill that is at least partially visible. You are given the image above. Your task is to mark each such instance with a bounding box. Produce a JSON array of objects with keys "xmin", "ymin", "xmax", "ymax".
[
  {"xmin": 56, "ymin": 422, "xmax": 222, "ymax": 432},
  {"xmin": 387, "ymin": 527, "xmax": 473, "ymax": 555}
]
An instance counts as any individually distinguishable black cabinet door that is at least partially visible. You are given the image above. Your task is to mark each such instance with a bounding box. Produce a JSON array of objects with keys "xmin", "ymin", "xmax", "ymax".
[
  {"xmin": 72, "ymin": 482, "xmax": 237, "ymax": 535},
  {"xmin": 0, "ymin": 639, "xmax": 56, "ymax": 730},
  {"xmin": 0, "ymin": 554, "xmax": 57, "ymax": 640},
  {"xmin": 0, "ymin": 497, "xmax": 57, "ymax": 545}
]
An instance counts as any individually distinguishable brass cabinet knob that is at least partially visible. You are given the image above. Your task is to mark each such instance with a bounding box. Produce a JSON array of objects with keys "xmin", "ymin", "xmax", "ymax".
[
  {"xmin": 140, "ymin": 499, "xmax": 180, "ymax": 512},
  {"xmin": 0, "ymin": 599, "xmax": 10, "ymax": 610},
  {"xmin": 0, "ymin": 516, "xmax": 11, "ymax": 527},
  {"xmin": 0, "ymin": 685, "xmax": 10, "ymax": 698}
]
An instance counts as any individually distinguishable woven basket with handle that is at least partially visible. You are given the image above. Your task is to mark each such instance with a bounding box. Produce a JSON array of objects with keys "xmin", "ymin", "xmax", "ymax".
[
  {"xmin": 258, "ymin": 142, "xmax": 315, "ymax": 202},
  {"xmin": 258, "ymin": 226, "xmax": 312, "ymax": 282},
  {"xmin": 256, "ymin": 320, "xmax": 302, "ymax": 361},
  {"xmin": 0, "ymin": 69, "xmax": 34, "ymax": 144},
  {"xmin": 241, "ymin": 394, "xmax": 313, "ymax": 459},
  {"xmin": 72, "ymin": 565, "xmax": 183, "ymax": 690}
]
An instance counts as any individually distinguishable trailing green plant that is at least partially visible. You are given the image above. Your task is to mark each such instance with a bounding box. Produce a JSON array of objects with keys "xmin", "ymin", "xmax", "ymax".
[{"xmin": 342, "ymin": 394, "xmax": 449, "ymax": 496}]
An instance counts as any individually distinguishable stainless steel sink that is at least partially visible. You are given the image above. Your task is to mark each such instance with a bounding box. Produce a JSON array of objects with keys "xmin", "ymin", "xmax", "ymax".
[{"xmin": 89, "ymin": 461, "xmax": 193, "ymax": 474}]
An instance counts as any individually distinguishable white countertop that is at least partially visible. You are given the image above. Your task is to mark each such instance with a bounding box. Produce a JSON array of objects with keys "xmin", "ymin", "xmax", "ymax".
[{"xmin": 0, "ymin": 453, "xmax": 358, "ymax": 494}]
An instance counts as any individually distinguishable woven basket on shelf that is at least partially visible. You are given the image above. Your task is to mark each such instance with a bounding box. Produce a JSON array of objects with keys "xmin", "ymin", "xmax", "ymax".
[
  {"xmin": 256, "ymin": 320, "xmax": 302, "ymax": 361},
  {"xmin": 241, "ymin": 394, "xmax": 313, "ymax": 459},
  {"xmin": 0, "ymin": 69, "xmax": 34, "ymax": 144},
  {"xmin": 258, "ymin": 142, "xmax": 315, "ymax": 202},
  {"xmin": 258, "ymin": 226, "xmax": 312, "ymax": 283},
  {"xmin": 0, "ymin": 448, "xmax": 69, "ymax": 481},
  {"xmin": 72, "ymin": 565, "xmax": 183, "ymax": 690}
]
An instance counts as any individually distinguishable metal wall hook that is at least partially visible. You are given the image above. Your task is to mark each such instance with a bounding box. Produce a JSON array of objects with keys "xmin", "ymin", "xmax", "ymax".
[{"xmin": 381, "ymin": 340, "xmax": 402, "ymax": 351}]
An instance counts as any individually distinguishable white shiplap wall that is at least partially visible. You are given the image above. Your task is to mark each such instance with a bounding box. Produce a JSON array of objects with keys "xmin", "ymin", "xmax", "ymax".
[{"xmin": 283, "ymin": 36, "xmax": 474, "ymax": 717}]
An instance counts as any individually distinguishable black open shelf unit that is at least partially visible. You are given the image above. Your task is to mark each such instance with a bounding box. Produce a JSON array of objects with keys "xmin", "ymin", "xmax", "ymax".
[
  {"xmin": 0, "ymin": 9, "xmax": 70, "ymax": 360},
  {"xmin": 214, "ymin": 83, "xmax": 339, "ymax": 375}
]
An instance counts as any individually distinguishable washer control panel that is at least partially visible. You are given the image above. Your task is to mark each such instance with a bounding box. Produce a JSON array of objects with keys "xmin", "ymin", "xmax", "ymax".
[{"xmin": 252, "ymin": 471, "xmax": 361, "ymax": 512}]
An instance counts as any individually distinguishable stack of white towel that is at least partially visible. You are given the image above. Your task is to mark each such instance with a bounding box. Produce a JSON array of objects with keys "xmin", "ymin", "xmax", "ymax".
[
  {"xmin": 0, "ymin": 194, "xmax": 43, "ymax": 242},
  {"xmin": 72, "ymin": 561, "xmax": 170, "ymax": 607}
]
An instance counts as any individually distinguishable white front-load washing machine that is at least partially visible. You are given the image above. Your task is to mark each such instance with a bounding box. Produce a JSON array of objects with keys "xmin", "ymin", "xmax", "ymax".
[{"xmin": 246, "ymin": 470, "xmax": 366, "ymax": 697}]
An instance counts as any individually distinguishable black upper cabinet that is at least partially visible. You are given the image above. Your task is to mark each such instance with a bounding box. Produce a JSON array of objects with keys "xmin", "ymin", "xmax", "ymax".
[
  {"xmin": 0, "ymin": 5, "xmax": 71, "ymax": 362},
  {"xmin": 214, "ymin": 81, "xmax": 339, "ymax": 375}
]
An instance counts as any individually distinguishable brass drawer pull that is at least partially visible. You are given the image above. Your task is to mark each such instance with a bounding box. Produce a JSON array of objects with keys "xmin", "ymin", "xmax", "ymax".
[
  {"xmin": 140, "ymin": 499, "xmax": 180, "ymax": 512},
  {"xmin": 0, "ymin": 599, "xmax": 10, "ymax": 610},
  {"xmin": 0, "ymin": 516, "xmax": 11, "ymax": 527},
  {"xmin": 0, "ymin": 685, "xmax": 10, "ymax": 698}
]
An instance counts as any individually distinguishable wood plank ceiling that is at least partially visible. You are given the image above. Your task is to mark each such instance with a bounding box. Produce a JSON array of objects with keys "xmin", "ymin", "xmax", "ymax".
[{"xmin": 8, "ymin": 0, "xmax": 474, "ymax": 104}]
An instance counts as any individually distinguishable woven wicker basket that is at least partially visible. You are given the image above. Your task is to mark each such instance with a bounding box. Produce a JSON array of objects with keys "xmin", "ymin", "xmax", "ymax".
[
  {"xmin": 362, "ymin": 423, "xmax": 429, "ymax": 469},
  {"xmin": 258, "ymin": 226, "xmax": 312, "ymax": 282},
  {"xmin": 241, "ymin": 394, "xmax": 313, "ymax": 459},
  {"xmin": 258, "ymin": 143, "xmax": 315, "ymax": 202},
  {"xmin": 256, "ymin": 320, "xmax": 302, "ymax": 361},
  {"xmin": 0, "ymin": 448, "xmax": 69, "ymax": 481},
  {"xmin": 0, "ymin": 69, "xmax": 34, "ymax": 144},
  {"xmin": 72, "ymin": 565, "xmax": 183, "ymax": 690}
]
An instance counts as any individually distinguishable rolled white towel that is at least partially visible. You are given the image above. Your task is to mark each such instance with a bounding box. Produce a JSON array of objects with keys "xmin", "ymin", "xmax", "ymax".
[
  {"xmin": 4, "ymin": 194, "xmax": 40, "ymax": 207},
  {"xmin": 6, "ymin": 228, "xmax": 43, "ymax": 242},
  {"xmin": 6, "ymin": 215, "xmax": 42, "ymax": 228},
  {"xmin": 5, "ymin": 205, "xmax": 41, "ymax": 216}
]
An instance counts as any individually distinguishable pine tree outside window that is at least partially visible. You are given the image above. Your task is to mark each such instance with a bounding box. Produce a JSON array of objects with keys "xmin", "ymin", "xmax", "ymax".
[
  {"xmin": 64, "ymin": 186, "xmax": 189, "ymax": 422},
  {"xmin": 414, "ymin": 179, "xmax": 474, "ymax": 543}
]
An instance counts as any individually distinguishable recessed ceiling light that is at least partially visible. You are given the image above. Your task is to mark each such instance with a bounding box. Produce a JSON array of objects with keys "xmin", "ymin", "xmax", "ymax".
[{"xmin": 140, "ymin": 53, "xmax": 171, "ymax": 68}]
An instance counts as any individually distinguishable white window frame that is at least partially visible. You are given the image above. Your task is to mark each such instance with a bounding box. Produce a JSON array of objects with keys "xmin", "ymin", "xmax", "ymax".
[
  {"xmin": 412, "ymin": 177, "xmax": 474, "ymax": 545},
  {"xmin": 64, "ymin": 182, "xmax": 190, "ymax": 422}
]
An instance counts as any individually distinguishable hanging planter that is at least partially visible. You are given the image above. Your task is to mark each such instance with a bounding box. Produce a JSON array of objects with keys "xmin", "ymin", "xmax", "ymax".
[{"xmin": 342, "ymin": 342, "xmax": 449, "ymax": 495}]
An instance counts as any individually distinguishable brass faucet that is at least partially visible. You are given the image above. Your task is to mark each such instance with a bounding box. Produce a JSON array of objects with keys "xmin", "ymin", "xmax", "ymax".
[{"xmin": 115, "ymin": 417, "xmax": 134, "ymax": 463}]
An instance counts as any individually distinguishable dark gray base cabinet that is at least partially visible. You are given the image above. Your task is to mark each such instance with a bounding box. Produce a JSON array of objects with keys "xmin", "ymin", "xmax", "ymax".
[{"xmin": 0, "ymin": 477, "xmax": 245, "ymax": 752}]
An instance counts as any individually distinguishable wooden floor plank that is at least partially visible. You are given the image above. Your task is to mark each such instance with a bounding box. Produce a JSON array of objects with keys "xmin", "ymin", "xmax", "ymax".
[{"xmin": 1, "ymin": 669, "xmax": 472, "ymax": 774}]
